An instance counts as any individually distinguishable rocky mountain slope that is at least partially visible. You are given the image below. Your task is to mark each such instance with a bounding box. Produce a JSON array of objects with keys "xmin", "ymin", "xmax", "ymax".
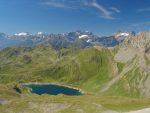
[
  {"xmin": 112, "ymin": 31, "xmax": 150, "ymax": 97},
  {"xmin": 0, "ymin": 31, "xmax": 125, "ymax": 48}
]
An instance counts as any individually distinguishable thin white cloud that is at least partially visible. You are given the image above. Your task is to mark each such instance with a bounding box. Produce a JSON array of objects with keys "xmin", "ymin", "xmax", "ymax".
[
  {"xmin": 43, "ymin": 1, "xmax": 66, "ymax": 8},
  {"xmin": 129, "ymin": 21, "xmax": 150, "ymax": 32},
  {"xmin": 42, "ymin": 0, "xmax": 86, "ymax": 9},
  {"xmin": 137, "ymin": 8, "xmax": 150, "ymax": 12},
  {"xmin": 131, "ymin": 22, "xmax": 150, "ymax": 27},
  {"xmin": 90, "ymin": 2, "xmax": 114, "ymax": 19},
  {"xmin": 42, "ymin": 0, "xmax": 120, "ymax": 20},
  {"xmin": 110, "ymin": 7, "xmax": 120, "ymax": 13}
]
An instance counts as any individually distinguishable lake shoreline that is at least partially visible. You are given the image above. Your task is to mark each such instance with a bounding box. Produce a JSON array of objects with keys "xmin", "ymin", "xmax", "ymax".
[{"xmin": 21, "ymin": 82, "xmax": 86, "ymax": 95}]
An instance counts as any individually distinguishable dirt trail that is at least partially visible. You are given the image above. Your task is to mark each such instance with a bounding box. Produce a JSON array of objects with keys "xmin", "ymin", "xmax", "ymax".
[
  {"xmin": 124, "ymin": 108, "xmax": 150, "ymax": 113},
  {"xmin": 102, "ymin": 108, "xmax": 150, "ymax": 113},
  {"xmin": 100, "ymin": 60, "xmax": 136, "ymax": 92}
]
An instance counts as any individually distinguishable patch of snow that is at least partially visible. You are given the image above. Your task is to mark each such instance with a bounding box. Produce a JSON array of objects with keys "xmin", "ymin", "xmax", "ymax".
[
  {"xmin": 79, "ymin": 35, "xmax": 88, "ymax": 39},
  {"xmin": 76, "ymin": 32, "xmax": 80, "ymax": 35},
  {"xmin": 15, "ymin": 32, "xmax": 29, "ymax": 36},
  {"xmin": 116, "ymin": 32, "xmax": 130, "ymax": 37},
  {"xmin": 37, "ymin": 32, "xmax": 43, "ymax": 35},
  {"xmin": 87, "ymin": 39, "xmax": 91, "ymax": 42}
]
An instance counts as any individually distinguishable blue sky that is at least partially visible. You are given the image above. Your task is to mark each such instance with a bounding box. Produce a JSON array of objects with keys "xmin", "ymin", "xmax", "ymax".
[{"xmin": 0, "ymin": 0, "xmax": 150, "ymax": 35}]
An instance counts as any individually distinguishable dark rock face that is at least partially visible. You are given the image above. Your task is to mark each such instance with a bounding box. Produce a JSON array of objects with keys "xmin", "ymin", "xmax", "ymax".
[
  {"xmin": 92, "ymin": 36, "xmax": 119, "ymax": 47},
  {"xmin": 0, "ymin": 31, "xmax": 121, "ymax": 49},
  {"xmin": 14, "ymin": 84, "xmax": 22, "ymax": 94}
]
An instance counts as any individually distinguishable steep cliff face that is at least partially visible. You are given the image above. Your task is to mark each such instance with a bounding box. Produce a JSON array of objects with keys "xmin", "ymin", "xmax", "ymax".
[{"xmin": 111, "ymin": 31, "xmax": 150, "ymax": 97}]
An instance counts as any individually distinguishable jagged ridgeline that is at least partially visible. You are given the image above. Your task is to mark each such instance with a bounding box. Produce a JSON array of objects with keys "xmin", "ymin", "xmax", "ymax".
[{"xmin": 0, "ymin": 31, "xmax": 120, "ymax": 48}]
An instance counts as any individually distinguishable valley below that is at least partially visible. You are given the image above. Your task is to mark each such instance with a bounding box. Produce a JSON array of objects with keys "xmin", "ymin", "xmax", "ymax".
[{"xmin": 1, "ymin": 31, "xmax": 150, "ymax": 113}]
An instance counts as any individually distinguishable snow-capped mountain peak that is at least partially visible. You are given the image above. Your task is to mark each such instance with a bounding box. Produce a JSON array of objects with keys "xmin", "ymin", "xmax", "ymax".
[
  {"xmin": 115, "ymin": 32, "xmax": 130, "ymax": 38},
  {"xmin": 79, "ymin": 35, "xmax": 88, "ymax": 39},
  {"xmin": 0, "ymin": 31, "xmax": 122, "ymax": 49},
  {"xmin": 15, "ymin": 32, "xmax": 30, "ymax": 36}
]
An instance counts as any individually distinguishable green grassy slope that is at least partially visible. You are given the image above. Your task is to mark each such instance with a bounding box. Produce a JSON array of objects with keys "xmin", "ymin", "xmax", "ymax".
[
  {"xmin": 1, "ymin": 45, "xmax": 150, "ymax": 113},
  {"xmin": 0, "ymin": 45, "xmax": 115, "ymax": 93},
  {"xmin": 0, "ymin": 45, "xmax": 149, "ymax": 97},
  {"xmin": 0, "ymin": 86, "xmax": 150, "ymax": 113}
]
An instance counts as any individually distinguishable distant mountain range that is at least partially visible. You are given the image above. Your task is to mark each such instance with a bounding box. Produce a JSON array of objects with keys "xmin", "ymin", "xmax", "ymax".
[{"xmin": 0, "ymin": 31, "xmax": 133, "ymax": 49}]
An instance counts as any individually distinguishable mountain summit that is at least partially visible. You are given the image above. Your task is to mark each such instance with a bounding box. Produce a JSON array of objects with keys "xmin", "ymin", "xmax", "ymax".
[{"xmin": 0, "ymin": 31, "xmax": 121, "ymax": 48}]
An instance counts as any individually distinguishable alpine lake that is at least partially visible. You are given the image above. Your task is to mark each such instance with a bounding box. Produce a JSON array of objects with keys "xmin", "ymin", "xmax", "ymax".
[{"xmin": 23, "ymin": 84, "xmax": 83, "ymax": 96}]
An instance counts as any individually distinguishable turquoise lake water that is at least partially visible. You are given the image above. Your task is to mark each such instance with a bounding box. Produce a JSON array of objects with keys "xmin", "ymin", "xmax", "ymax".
[{"xmin": 24, "ymin": 84, "xmax": 82, "ymax": 96}]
